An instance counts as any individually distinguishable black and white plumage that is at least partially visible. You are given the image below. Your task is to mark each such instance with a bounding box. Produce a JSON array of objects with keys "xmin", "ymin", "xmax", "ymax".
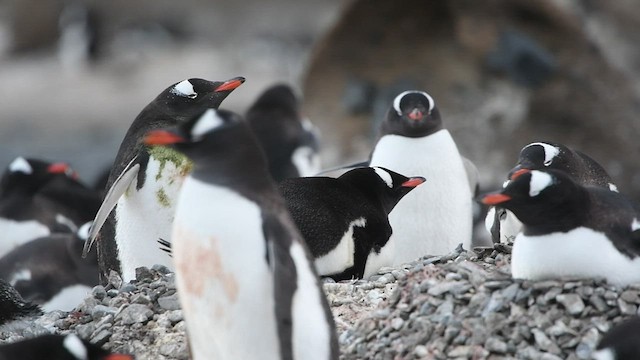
[
  {"xmin": 593, "ymin": 316, "xmax": 640, "ymax": 360},
  {"xmin": 0, "ymin": 222, "xmax": 98, "ymax": 312},
  {"xmin": 143, "ymin": 108, "xmax": 338, "ymax": 360},
  {"xmin": 0, "ymin": 278, "xmax": 41, "ymax": 326},
  {"xmin": 85, "ymin": 77, "xmax": 245, "ymax": 282},
  {"xmin": 0, "ymin": 333, "xmax": 132, "ymax": 360},
  {"xmin": 246, "ymin": 84, "xmax": 321, "ymax": 181},
  {"xmin": 480, "ymin": 169, "xmax": 640, "ymax": 286},
  {"xmin": 485, "ymin": 141, "xmax": 616, "ymax": 244},
  {"xmin": 0, "ymin": 157, "xmax": 100, "ymax": 258},
  {"xmin": 369, "ymin": 90, "xmax": 479, "ymax": 262},
  {"xmin": 279, "ymin": 167, "xmax": 425, "ymax": 280}
]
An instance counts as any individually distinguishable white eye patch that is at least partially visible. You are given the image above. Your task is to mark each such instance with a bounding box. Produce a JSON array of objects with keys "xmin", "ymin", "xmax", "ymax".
[
  {"xmin": 529, "ymin": 171, "xmax": 554, "ymax": 197},
  {"xmin": 191, "ymin": 109, "xmax": 225, "ymax": 140},
  {"xmin": 392, "ymin": 91, "xmax": 435, "ymax": 116},
  {"xmin": 525, "ymin": 142, "xmax": 560, "ymax": 166},
  {"xmin": 373, "ymin": 167, "xmax": 393, "ymax": 188},
  {"xmin": 8, "ymin": 157, "xmax": 32, "ymax": 174},
  {"xmin": 171, "ymin": 79, "xmax": 197, "ymax": 99}
]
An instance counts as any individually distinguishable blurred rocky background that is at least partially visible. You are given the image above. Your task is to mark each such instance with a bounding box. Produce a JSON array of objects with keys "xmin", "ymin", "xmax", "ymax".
[{"xmin": 1, "ymin": 0, "xmax": 640, "ymax": 197}]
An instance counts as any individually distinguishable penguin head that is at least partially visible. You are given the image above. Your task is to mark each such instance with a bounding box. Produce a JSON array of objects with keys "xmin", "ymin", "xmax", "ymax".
[
  {"xmin": 158, "ymin": 77, "xmax": 245, "ymax": 118},
  {"xmin": 144, "ymin": 108, "xmax": 267, "ymax": 174},
  {"xmin": 479, "ymin": 169, "xmax": 585, "ymax": 228},
  {"xmin": 381, "ymin": 91, "xmax": 443, "ymax": 138},
  {"xmin": 340, "ymin": 167, "xmax": 426, "ymax": 214},
  {"xmin": 0, "ymin": 157, "xmax": 79, "ymax": 196},
  {"xmin": 249, "ymin": 83, "xmax": 299, "ymax": 112},
  {"xmin": 509, "ymin": 141, "xmax": 568, "ymax": 177}
]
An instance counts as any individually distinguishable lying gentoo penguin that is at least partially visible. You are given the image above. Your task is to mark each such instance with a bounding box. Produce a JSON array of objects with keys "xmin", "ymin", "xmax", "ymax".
[
  {"xmin": 0, "ymin": 157, "xmax": 101, "ymax": 258},
  {"xmin": 0, "ymin": 333, "xmax": 133, "ymax": 360},
  {"xmin": 0, "ymin": 278, "xmax": 41, "ymax": 326},
  {"xmin": 593, "ymin": 316, "xmax": 640, "ymax": 360},
  {"xmin": 480, "ymin": 169, "xmax": 640, "ymax": 286},
  {"xmin": 279, "ymin": 167, "xmax": 425, "ymax": 280},
  {"xmin": 84, "ymin": 76, "xmax": 245, "ymax": 282},
  {"xmin": 485, "ymin": 141, "xmax": 616, "ymax": 244},
  {"xmin": 144, "ymin": 108, "xmax": 338, "ymax": 360},
  {"xmin": 369, "ymin": 90, "xmax": 478, "ymax": 263},
  {"xmin": 0, "ymin": 222, "xmax": 98, "ymax": 312},
  {"xmin": 246, "ymin": 84, "xmax": 321, "ymax": 181}
]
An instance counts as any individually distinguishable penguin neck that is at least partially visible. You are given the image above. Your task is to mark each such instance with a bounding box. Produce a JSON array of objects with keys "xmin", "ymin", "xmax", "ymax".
[
  {"xmin": 520, "ymin": 187, "xmax": 590, "ymax": 236},
  {"xmin": 190, "ymin": 163, "xmax": 276, "ymax": 205}
]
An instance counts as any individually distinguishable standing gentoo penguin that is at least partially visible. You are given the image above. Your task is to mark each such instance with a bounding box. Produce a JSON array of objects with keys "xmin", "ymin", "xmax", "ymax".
[
  {"xmin": 0, "ymin": 222, "xmax": 98, "ymax": 311},
  {"xmin": 279, "ymin": 167, "xmax": 425, "ymax": 280},
  {"xmin": 480, "ymin": 169, "xmax": 640, "ymax": 286},
  {"xmin": 246, "ymin": 84, "xmax": 321, "ymax": 181},
  {"xmin": 593, "ymin": 316, "xmax": 640, "ymax": 360},
  {"xmin": 84, "ymin": 76, "xmax": 245, "ymax": 282},
  {"xmin": 369, "ymin": 90, "xmax": 477, "ymax": 263},
  {"xmin": 0, "ymin": 157, "xmax": 101, "ymax": 258},
  {"xmin": 0, "ymin": 333, "xmax": 133, "ymax": 360},
  {"xmin": 0, "ymin": 278, "xmax": 41, "ymax": 326},
  {"xmin": 144, "ymin": 108, "xmax": 338, "ymax": 360},
  {"xmin": 485, "ymin": 141, "xmax": 616, "ymax": 244}
]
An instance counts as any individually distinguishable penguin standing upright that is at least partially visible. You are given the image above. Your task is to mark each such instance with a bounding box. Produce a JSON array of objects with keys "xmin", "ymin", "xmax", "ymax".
[
  {"xmin": 0, "ymin": 157, "xmax": 100, "ymax": 257},
  {"xmin": 485, "ymin": 141, "xmax": 616, "ymax": 244},
  {"xmin": 85, "ymin": 77, "xmax": 245, "ymax": 282},
  {"xmin": 246, "ymin": 84, "xmax": 320, "ymax": 181},
  {"xmin": 279, "ymin": 166, "xmax": 425, "ymax": 280},
  {"xmin": 369, "ymin": 90, "xmax": 476, "ymax": 263},
  {"xmin": 480, "ymin": 169, "xmax": 640, "ymax": 286},
  {"xmin": 144, "ymin": 108, "xmax": 338, "ymax": 360}
]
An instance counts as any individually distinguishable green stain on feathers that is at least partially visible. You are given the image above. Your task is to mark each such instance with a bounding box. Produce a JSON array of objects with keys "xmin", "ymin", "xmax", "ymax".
[
  {"xmin": 147, "ymin": 146, "xmax": 193, "ymax": 181},
  {"xmin": 156, "ymin": 188, "xmax": 171, "ymax": 207}
]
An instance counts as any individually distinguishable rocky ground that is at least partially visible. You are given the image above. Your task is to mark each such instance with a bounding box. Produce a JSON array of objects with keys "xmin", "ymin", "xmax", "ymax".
[{"xmin": 2, "ymin": 242, "xmax": 637, "ymax": 359}]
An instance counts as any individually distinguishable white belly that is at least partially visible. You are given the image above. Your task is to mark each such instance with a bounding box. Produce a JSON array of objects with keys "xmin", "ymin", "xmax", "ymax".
[
  {"xmin": 115, "ymin": 156, "xmax": 183, "ymax": 281},
  {"xmin": 172, "ymin": 177, "xmax": 280, "ymax": 360},
  {"xmin": 0, "ymin": 219, "xmax": 50, "ymax": 258},
  {"xmin": 42, "ymin": 284, "xmax": 92, "ymax": 312},
  {"xmin": 370, "ymin": 130, "xmax": 472, "ymax": 263},
  {"xmin": 512, "ymin": 227, "xmax": 640, "ymax": 286},
  {"xmin": 313, "ymin": 217, "xmax": 364, "ymax": 276}
]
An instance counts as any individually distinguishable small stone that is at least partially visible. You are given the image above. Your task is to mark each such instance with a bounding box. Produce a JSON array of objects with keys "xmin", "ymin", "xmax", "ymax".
[
  {"xmin": 158, "ymin": 294, "xmax": 182, "ymax": 311},
  {"xmin": 120, "ymin": 284, "xmax": 138, "ymax": 293},
  {"xmin": 556, "ymin": 294, "xmax": 585, "ymax": 315},
  {"xmin": 575, "ymin": 328, "xmax": 599, "ymax": 359},
  {"xmin": 91, "ymin": 330, "xmax": 112, "ymax": 346},
  {"xmin": 447, "ymin": 345, "xmax": 473, "ymax": 357},
  {"xmin": 75, "ymin": 323, "xmax": 95, "ymax": 339},
  {"xmin": 589, "ymin": 295, "xmax": 609, "ymax": 312},
  {"xmin": 116, "ymin": 304, "xmax": 153, "ymax": 325},
  {"xmin": 620, "ymin": 290, "xmax": 640, "ymax": 304},
  {"xmin": 135, "ymin": 267, "xmax": 155, "ymax": 282},
  {"xmin": 131, "ymin": 294, "xmax": 151, "ymax": 305},
  {"xmin": 485, "ymin": 337, "xmax": 508, "ymax": 353},
  {"xmin": 390, "ymin": 318, "xmax": 404, "ymax": 330},
  {"xmin": 106, "ymin": 289, "xmax": 120, "ymax": 297},
  {"xmin": 91, "ymin": 305, "xmax": 117, "ymax": 320},
  {"xmin": 377, "ymin": 266, "xmax": 394, "ymax": 274},
  {"xmin": 151, "ymin": 264, "xmax": 171, "ymax": 274},
  {"xmin": 108, "ymin": 270, "xmax": 123, "ymax": 289},
  {"xmin": 91, "ymin": 285, "xmax": 107, "ymax": 300},
  {"xmin": 617, "ymin": 298, "xmax": 637, "ymax": 315},
  {"xmin": 531, "ymin": 328, "xmax": 561, "ymax": 354},
  {"xmin": 167, "ymin": 310, "xmax": 183, "ymax": 324},
  {"xmin": 427, "ymin": 281, "xmax": 467, "ymax": 296},
  {"xmin": 414, "ymin": 345, "xmax": 429, "ymax": 357},
  {"xmin": 532, "ymin": 280, "xmax": 561, "ymax": 290}
]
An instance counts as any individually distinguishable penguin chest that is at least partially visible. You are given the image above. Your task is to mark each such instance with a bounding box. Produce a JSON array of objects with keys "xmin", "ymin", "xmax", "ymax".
[
  {"xmin": 172, "ymin": 178, "xmax": 280, "ymax": 360},
  {"xmin": 115, "ymin": 153, "xmax": 190, "ymax": 281},
  {"xmin": 313, "ymin": 217, "xmax": 365, "ymax": 276},
  {"xmin": 512, "ymin": 227, "xmax": 640, "ymax": 286},
  {"xmin": 370, "ymin": 131, "xmax": 473, "ymax": 259}
]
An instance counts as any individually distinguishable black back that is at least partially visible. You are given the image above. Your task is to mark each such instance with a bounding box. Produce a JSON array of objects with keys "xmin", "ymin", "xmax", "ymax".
[
  {"xmin": 152, "ymin": 108, "xmax": 338, "ymax": 360},
  {"xmin": 0, "ymin": 278, "xmax": 41, "ymax": 325},
  {"xmin": 97, "ymin": 77, "xmax": 244, "ymax": 280},
  {"xmin": 379, "ymin": 90, "xmax": 443, "ymax": 139},
  {"xmin": 597, "ymin": 316, "xmax": 640, "ymax": 360},
  {"xmin": 279, "ymin": 167, "xmax": 423, "ymax": 280},
  {"xmin": 0, "ymin": 334, "xmax": 120, "ymax": 360},
  {"xmin": 246, "ymin": 84, "xmax": 319, "ymax": 181}
]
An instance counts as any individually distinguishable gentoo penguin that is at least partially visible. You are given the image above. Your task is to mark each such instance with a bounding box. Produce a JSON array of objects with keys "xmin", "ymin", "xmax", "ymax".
[
  {"xmin": 0, "ymin": 334, "xmax": 133, "ymax": 360},
  {"xmin": 0, "ymin": 157, "xmax": 101, "ymax": 258},
  {"xmin": 0, "ymin": 222, "xmax": 98, "ymax": 312},
  {"xmin": 480, "ymin": 169, "xmax": 640, "ymax": 286},
  {"xmin": 85, "ymin": 76, "xmax": 245, "ymax": 282},
  {"xmin": 485, "ymin": 141, "xmax": 616, "ymax": 244},
  {"xmin": 279, "ymin": 167, "xmax": 425, "ymax": 280},
  {"xmin": 0, "ymin": 278, "xmax": 41, "ymax": 326},
  {"xmin": 593, "ymin": 317, "xmax": 640, "ymax": 360},
  {"xmin": 144, "ymin": 108, "xmax": 338, "ymax": 360},
  {"xmin": 246, "ymin": 84, "xmax": 321, "ymax": 181},
  {"xmin": 369, "ymin": 90, "xmax": 477, "ymax": 263}
]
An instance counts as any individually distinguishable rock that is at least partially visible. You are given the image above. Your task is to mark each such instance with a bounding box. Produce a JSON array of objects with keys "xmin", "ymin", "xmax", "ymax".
[
  {"xmin": 116, "ymin": 304, "xmax": 154, "ymax": 325},
  {"xmin": 158, "ymin": 294, "xmax": 182, "ymax": 311},
  {"xmin": 556, "ymin": 294, "xmax": 585, "ymax": 315}
]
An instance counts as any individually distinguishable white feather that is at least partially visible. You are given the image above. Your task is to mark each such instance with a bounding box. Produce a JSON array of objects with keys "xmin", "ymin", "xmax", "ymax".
[
  {"xmin": 42, "ymin": 284, "xmax": 92, "ymax": 312},
  {"xmin": 512, "ymin": 227, "xmax": 640, "ymax": 286},
  {"xmin": 191, "ymin": 109, "xmax": 225, "ymax": 140},
  {"xmin": 392, "ymin": 91, "xmax": 434, "ymax": 115},
  {"xmin": 529, "ymin": 171, "xmax": 554, "ymax": 197},
  {"xmin": 0, "ymin": 219, "xmax": 50, "ymax": 258},
  {"xmin": 314, "ymin": 217, "xmax": 365, "ymax": 276},
  {"xmin": 9, "ymin": 269, "xmax": 31, "ymax": 286},
  {"xmin": 171, "ymin": 79, "xmax": 197, "ymax": 98},
  {"xmin": 373, "ymin": 167, "xmax": 393, "ymax": 188},
  {"xmin": 370, "ymin": 130, "xmax": 472, "ymax": 262},
  {"xmin": 525, "ymin": 142, "xmax": 560, "ymax": 166},
  {"xmin": 8, "ymin": 157, "xmax": 32, "ymax": 174}
]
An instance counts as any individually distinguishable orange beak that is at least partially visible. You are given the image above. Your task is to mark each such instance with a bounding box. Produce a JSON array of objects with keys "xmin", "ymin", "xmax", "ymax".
[
  {"xmin": 215, "ymin": 77, "xmax": 245, "ymax": 92},
  {"xmin": 401, "ymin": 176, "xmax": 426, "ymax": 188},
  {"xmin": 104, "ymin": 354, "xmax": 134, "ymax": 360},
  {"xmin": 481, "ymin": 193, "xmax": 512, "ymax": 205},
  {"xmin": 47, "ymin": 162, "xmax": 70, "ymax": 174},
  {"xmin": 144, "ymin": 130, "xmax": 186, "ymax": 145},
  {"xmin": 510, "ymin": 168, "xmax": 530, "ymax": 180}
]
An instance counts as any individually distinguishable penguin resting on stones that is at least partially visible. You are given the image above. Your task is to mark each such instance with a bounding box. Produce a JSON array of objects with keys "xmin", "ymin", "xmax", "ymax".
[
  {"xmin": 144, "ymin": 108, "xmax": 338, "ymax": 360},
  {"xmin": 84, "ymin": 76, "xmax": 245, "ymax": 282},
  {"xmin": 480, "ymin": 169, "xmax": 640, "ymax": 286},
  {"xmin": 279, "ymin": 167, "xmax": 425, "ymax": 280}
]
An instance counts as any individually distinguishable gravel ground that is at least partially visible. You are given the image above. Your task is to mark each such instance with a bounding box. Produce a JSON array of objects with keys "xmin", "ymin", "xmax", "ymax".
[{"xmin": 1, "ymin": 243, "xmax": 636, "ymax": 359}]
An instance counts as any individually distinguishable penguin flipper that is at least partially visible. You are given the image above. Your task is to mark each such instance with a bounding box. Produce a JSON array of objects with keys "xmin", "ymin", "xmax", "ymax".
[{"xmin": 82, "ymin": 158, "xmax": 140, "ymax": 257}]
